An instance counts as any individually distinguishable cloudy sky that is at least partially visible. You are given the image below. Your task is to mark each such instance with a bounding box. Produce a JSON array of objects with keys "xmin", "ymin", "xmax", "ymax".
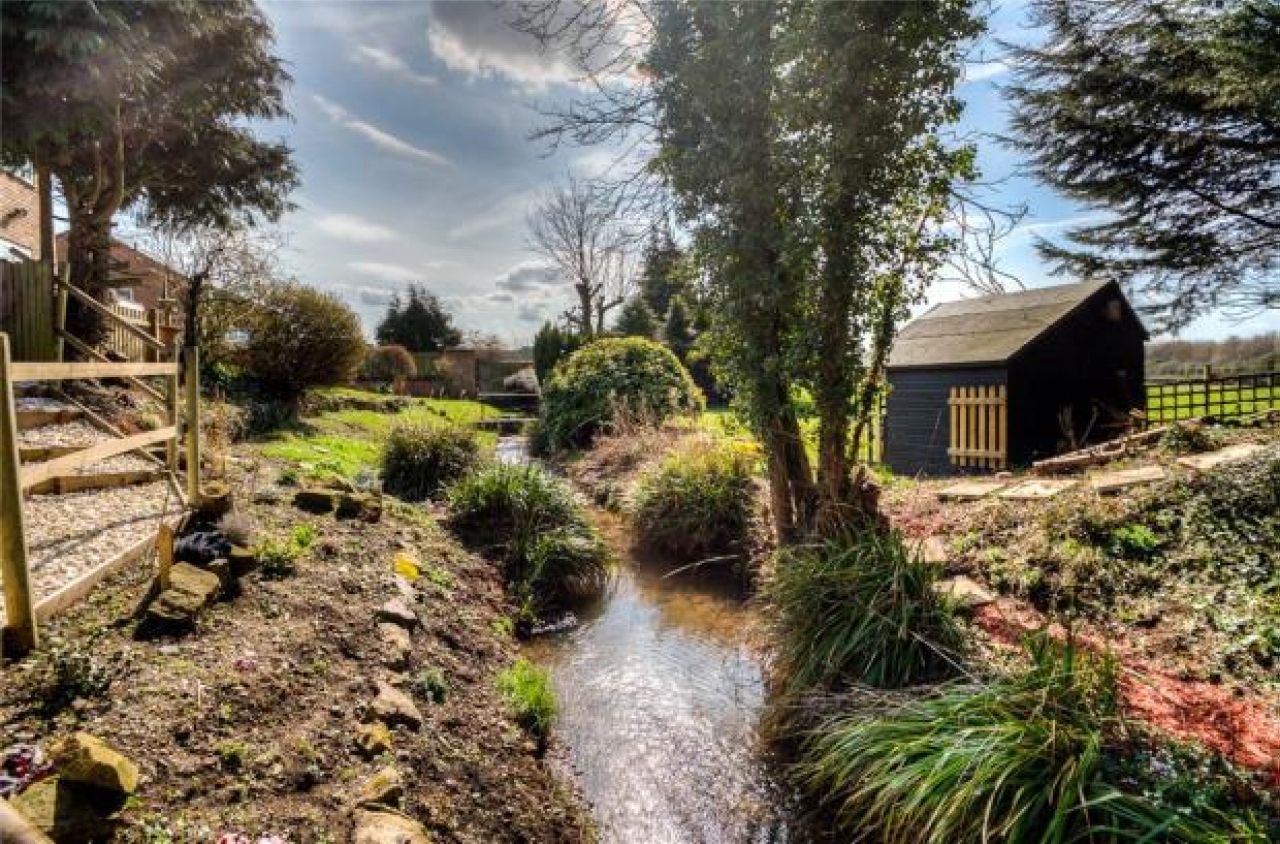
[{"xmin": 239, "ymin": 0, "xmax": 1275, "ymax": 344}]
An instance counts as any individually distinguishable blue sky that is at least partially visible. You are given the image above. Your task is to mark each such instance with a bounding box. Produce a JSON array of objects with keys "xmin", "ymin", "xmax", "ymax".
[{"xmin": 243, "ymin": 0, "xmax": 1277, "ymax": 344}]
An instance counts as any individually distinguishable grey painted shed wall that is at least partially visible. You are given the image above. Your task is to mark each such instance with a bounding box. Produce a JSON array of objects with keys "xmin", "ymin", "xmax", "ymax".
[{"xmin": 883, "ymin": 366, "xmax": 1007, "ymax": 477}]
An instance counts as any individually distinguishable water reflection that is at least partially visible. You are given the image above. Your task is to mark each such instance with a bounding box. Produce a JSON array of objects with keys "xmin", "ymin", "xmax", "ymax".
[{"xmin": 525, "ymin": 512, "xmax": 797, "ymax": 844}]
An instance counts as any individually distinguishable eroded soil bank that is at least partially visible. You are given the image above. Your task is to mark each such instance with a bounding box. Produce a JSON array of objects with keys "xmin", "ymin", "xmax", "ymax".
[{"xmin": 0, "ymin": 449, "xmax": 594, "ymax": 842}]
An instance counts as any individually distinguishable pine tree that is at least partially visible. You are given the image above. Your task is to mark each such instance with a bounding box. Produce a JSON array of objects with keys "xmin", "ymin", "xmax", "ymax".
[
  {"xmin": 375, "ymin": 285, "xmax": 461, "ymax": 352},
  {"xmin": 661, "ymin": 296, "xmax": 696, "ymax": 363},
  {"xmin": 1006, "ymin": 0, "xmax": 1280, "ymax": 331},
  {"xmin": 613, "ymin": 297, "xmax": 660, "ymax": 338},
  {"xmin": 637, "ymin": 228, "xmax": 688, "ymax": 318}
]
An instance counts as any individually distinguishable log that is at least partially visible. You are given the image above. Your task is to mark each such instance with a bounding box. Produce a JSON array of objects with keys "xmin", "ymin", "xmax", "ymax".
[{"xmin": 1031, "ymin": 422, "xmax": 1186, "ymax": 475}]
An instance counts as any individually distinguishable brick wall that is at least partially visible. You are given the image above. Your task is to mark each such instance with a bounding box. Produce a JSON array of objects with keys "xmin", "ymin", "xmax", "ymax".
[{"xmin": 0, "ymin": 170, "xmax": 41, "ymax": 260}]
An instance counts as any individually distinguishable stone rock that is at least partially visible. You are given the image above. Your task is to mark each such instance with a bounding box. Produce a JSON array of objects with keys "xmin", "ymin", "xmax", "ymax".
[
  {"xmin": 293, "ymin": 488, "xmax": 336, "ymax": 514},
  {"xmin": 354, "ymin": 722, "xmax": 394, "ymax": 758},
  {"xmin": 379, "ymin": 623, "xmax": 413, "ymax": 671},
  {"xmin": 8, "ymin": 776, "xmax": 122, "ymax": 839},
  {"xmin": 934, "ymin": 575, "xmax": 997, "ymax": 611},
  {"xmin": 369, "ymin": 681, "xmax": 423, "ymax": 730},
  {"xmin": 228, "ymin": 544, "xmax": 259, "ymax": 578},
  {"xmin": 337, "ymin": 492, "xmax": 383, "ymax": 523},
  {"xmin": 356, "ymin": 765, "xmax": 404, "ymax": 809},
  {"xmin": 375, "ymin": 598, "xmax": 418, "ymax": 631},
  {"xmin": 917, "ymin": 536, "xmax": 949, "ymax": 566},
  {"xmin": 196, "ymin": 482, "xmax": 233, "ymax": 518},
  {"xmin": 53, "ymin": 732, "xmax": 139, "ymax": 794},
  {"xmin": 205, "ymin": 558, "xmax": 233, "ymax": 591},
  {"xmin": 170, "ymin": 562, "xmax": 221, "ymax": 603},
  {"xmin": 147, "ymin": 562, "xmax": 221, "ymax": 628},
  {"xmin": 352, "ymin": 808, "xmax": 432, "ymax": 844}
]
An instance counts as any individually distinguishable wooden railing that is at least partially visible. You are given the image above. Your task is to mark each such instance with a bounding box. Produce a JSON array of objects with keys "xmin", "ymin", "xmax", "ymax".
[
  {"xmin": 948, "ymin": 384, "xmax": 1008, "ymax": 469},
  {"xmin": 0, "ymin": 334, "xmax": 201, "ymax": 657},
  {"xmin": 1145, "ymin": 370, "xmax": 1279, "ymax": 425}
]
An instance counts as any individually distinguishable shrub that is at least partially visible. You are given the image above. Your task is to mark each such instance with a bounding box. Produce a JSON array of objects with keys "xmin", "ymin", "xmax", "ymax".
[
  {"xmin": 446, "ymin": 463, "xmax": 608, "ymax": 613},
  {"xmin": 497, "ymin": 658, "xmax": 558, "ymax": 741},
  {"xmin": 1160, "ymin": 421, "xmax": 1217, "ymax": 455},
  {"xmin": 631, "ymin": 439, "xmax": 756, "ymax": 558},
  {"xmin": 31, "ymin": 636, "xmax": 120, "ymax": 712},
  {"xmin": 769, "ymin": 528, "xmax": 961, "ymax": 694},
  {"xmin": 538, "ymin": 337, "xmax": 703, "ymax": 451},
  {"xmin": 361, "ymin": 345, "xmax": 417, "ymax": 384},
  {"xmin": 381, "ymin": 424, "xmax": 481, "ymax": 501},
  {"xmin": 797, "ymin": 638, "xmax": 1266, "ymax": 843},
  {"xmin": 532, "ymin": 321, "xmax": 581, "ymax": 384},
  {"xmin": 243, "ymin": 282, "xmax": 366, "ymax": 398}
]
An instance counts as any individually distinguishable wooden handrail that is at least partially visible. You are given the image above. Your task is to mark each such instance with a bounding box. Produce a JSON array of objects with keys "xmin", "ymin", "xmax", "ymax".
[
  {"xmin": 56, "ymin": 329, "xmax": 166, "ymax": 403},
  {"xmin": 10, "ymin": 360, "xmax": 177, "ymax": 381},
  {"xmin": 21, "ymin": 426, "xmax": 176, "ymax": 488},
  {"xmin": 56, "ymin": 278, "xmax": 166, "ymax": 351}
]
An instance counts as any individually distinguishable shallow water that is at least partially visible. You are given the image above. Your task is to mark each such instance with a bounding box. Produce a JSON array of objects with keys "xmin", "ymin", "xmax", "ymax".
[{"xmin": 523, "ymin": 510, "xmax": 798, "ymax": 844}]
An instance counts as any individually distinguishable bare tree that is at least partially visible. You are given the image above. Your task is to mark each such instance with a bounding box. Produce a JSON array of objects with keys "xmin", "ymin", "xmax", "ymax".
[{"xmin": 526, "ymin": 176, "xmax": 635, "ymax": 336}]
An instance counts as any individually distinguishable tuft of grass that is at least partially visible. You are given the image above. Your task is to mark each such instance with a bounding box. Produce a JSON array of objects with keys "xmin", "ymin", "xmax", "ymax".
[
  {"xmin": 496, "ymin": 658, "xmax": 558, "ymax": 741},
  {"xmin": 381, "ymin": 423, "xmax": 481, "ymax": 501},
  {"xmin": 257, "ymin": 526, "xmax": 316, "ymax": 580},
  {"xmin": 797, "ymin": 637, "xmax": 1267, "ymax": 843},
  {"xmin": 769, "ymin": 528, "xmax": 961, "ymax": 694},
  {"xmin": 447, "ymin": 463, "xmax": 609, "ymax": 616},
  {"xmin": 414, "ymin": 668, "xmax": 448, "ymax": 704},
  {"xmin": 630, "ymin": 439, "xmax": 757, "ymax": 559}
]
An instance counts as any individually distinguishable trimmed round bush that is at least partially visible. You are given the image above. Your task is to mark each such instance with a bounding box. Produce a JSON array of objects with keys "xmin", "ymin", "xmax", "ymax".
[
  {"xmin": 381, "ymin": 424, "xmax": 481, "ymax": 501},
  {"xmin": 631, "ymin": 439, "xmax": 757, "ymax": 559},
  {"xmin": 538, "ymin": 337, "xmax": 704, "ymax": 451},
  {"xmin": 244, "ymin": 282, "xmax": 366, "ymax": 397},
  {"xmin": 362, "ymin": 345, "xmax": 417, "ymax": 384}
]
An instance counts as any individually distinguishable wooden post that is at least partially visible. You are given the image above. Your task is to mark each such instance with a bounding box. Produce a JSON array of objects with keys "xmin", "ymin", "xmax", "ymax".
[
  {"xmin": 156, "ymin": 523, "xmax": 174, "ymax": 591},
  {"xmin": 166, "ymin": 337, "xmax": 180, "ymax": 473},
  {"xmin": 53, "ymin": 269, "xmax": 69, "ymax": 363},
  {"xmin": 0, "ymin": 334, "xmax": 38, "ymax": 656},
  {"xmin": 184, "ymin": 346, "xmax": 201, "ymax": 503}
]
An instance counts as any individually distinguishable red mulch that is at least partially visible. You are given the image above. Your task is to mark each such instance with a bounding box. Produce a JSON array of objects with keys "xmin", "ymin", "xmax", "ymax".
[{"xmin": 973, "ymin": 599, "xmax": 1280, "ymax": 781}]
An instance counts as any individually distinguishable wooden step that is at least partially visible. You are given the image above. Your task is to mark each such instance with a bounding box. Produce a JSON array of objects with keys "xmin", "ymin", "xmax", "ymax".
[
  {"xmin": 27, "ymin": 468, "xmax": 167, "ymax": 496},
  {"xmin": 16, "ymin": 407, "xmax": 83, "ymax": 430},
  {"xmin": 19, "ymin": 444, "xmax": 84, "ymax": 462}
]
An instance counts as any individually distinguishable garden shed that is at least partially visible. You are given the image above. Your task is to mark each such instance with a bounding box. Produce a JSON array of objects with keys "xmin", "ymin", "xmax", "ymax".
[{"xmin": 883, "ymin": 279, "xmax": 1148, "ymax": 476}]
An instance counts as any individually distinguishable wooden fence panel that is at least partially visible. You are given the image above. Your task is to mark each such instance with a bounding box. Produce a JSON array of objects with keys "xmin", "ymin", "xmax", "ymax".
[
  {"xmin": 1145, "ymin": 371, "xmax": 1279, "ymax": 425},
  {"xmin": 104, "ymin": 299, "xmax": 152, "ymax": 361},
  {"xmin": 948, "ymin": 384, "xmax": 1007, "ymax": 470},
  {"xmin": 0, "ymin": 261, "xmax": 56, "ymax": 362}
]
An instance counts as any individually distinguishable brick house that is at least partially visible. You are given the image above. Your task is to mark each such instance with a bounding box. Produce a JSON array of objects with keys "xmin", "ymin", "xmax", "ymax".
[
  {"xmin": 54, "ymin": 232, "xmax": 186, "ymax": 312},
  {"xmin": 0, "ymin": 170, "xmax": 44, "ymax": 261}
]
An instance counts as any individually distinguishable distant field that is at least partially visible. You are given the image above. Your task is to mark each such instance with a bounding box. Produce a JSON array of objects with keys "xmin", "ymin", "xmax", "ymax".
[{"xmin": 1145, "ymin": 378, "xmax": 1278, "ymax": 424}]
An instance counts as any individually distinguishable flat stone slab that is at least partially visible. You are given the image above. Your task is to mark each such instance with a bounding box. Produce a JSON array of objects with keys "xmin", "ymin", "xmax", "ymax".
[
  {"xmin": 916, "ymin": 536, "xmax": 950, "ymax": 566},
  {"xmin": 937, "ymin": 479, "xmax": 1010, "ymax": 501},
  {"xmin": 934, "ymin": 576, "xmax": 996, "ymax": 610},
  {"xmin": 1090, "ymin": 466, "xmax": 1166, "ymax": 494},
  {"xmin": 997, "ymin": 479, "xmax": 1078, "ymax": 500},
  {"xmin": 1177, "ymin": 443, "xmax": 1265, "ymax": 471}
]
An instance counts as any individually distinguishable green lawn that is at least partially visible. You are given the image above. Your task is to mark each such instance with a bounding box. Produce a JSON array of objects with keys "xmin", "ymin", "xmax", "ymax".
[{"xmin": 262, "ymin": 395, "xmax": 501, "ymax": 482}]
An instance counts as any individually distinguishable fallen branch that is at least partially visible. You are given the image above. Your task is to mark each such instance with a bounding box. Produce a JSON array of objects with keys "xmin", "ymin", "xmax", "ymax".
[{"xmin": 1031, "ymin": 420, "xmax": 1199, "ymax": 475}]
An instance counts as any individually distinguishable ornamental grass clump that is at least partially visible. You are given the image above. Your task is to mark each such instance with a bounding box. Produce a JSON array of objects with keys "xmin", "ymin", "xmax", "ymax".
[
  {"xmin": 769, "ymin": 528, "xmax": 961, "ymax": 694},
  {"xmin": 797, "ymin": 638, "xmax": 1267, "ymax": 843},
  {"xmin": 380, "ymin": 423, "xmax": 481, "ymax": 501},
  {"xmin": 630, "ymin": 438, "xmax": 758, "ymax": 560},
  {"xmin": 497, "ymin": 658, "xmax": 558, "ymax": 743},
  {"xmin": 446, "ymin": 463, "xmax": 609, "ymax": 615}
]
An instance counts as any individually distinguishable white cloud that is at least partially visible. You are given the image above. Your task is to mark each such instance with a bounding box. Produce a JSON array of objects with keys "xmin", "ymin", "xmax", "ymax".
[
  {"xmin": 427, "ymin": 1, "xmax": 580, "ymax": 90},
  {"xmin": 963, "ymin": 59, "xmax": 1011, "ymax": 83},
  {"xmin": 316, "ymin": 213, "xmax": 398, "ymax": 243},
  {"xmin": 351, "ymin": 44, "xmax": 439, "ymax": 87},
  {"xmin": 495, "ymin": 260, "xmax": 561, "ymax": 293},
  {"xmin": 313, "ymin": 95, "xmax": 450, "ymax": 166},
  {"xmin": 446, "ymin": 188, "xmax": 541, "ymax": 241},
  {"xmin": 486, "ymin": 291, "xmax": 514, "ymax": 303},
  {"xmin": 517, "ymin": 301, "xmax": 550, "ymax": 323},
  {"xmin": 347, "ymin": 261, "xmax": 422, "ymax": 283}
]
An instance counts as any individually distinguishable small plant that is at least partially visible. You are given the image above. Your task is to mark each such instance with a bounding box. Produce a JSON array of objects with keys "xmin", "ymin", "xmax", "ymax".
[
  {"xmin": 492, "ymin": 617, "xmax": 515, "ymax": 639},
  {"xmin": 277, "ymin": 466, "xmax": 300, "ymax": 487},
  {"xmin": 31, "ymin": 636, "xmax": 120, "ymax": 711},
  {"xmin": 496, "ymin": 658, "xmax": 557, "ymax": 741},
  {"xmin": 1160, "ymin": 421, "xmax": 1217, "ymax": 455},
  {"xmin": 214, "ymin": 741, "xmax": 249, "ymax": 772},
  {"xmin": 414, "ymin": 668, "xmax": 448, "ymax": 704},
  {"xmin": 423, "ymin": 565, "xmax": 454, "ymax": 591},
  {"xmin": 381, "ymin": 424, "xmax": 482, "ymax": 501},
  {"xmin": 769, "ymin": 528, "xmax": 961, "ymax": 694},
  {"xmin": 1108, "ymin": 523, "xmax": 1160, "ymax": 559},
  {"xmin": 256, "ymin": 527, "xmax": 315, "ymax": 580},
  {"xmin": 631, "ymin": 438, "xmax": 756, "ymax": 559},
  {"xmin": 292, "ymin": 524, "xmax": 317, "ymax": 549},
  {"xmin": 525, "ymin": 527, "xmax": 611, "ymax": 605}
]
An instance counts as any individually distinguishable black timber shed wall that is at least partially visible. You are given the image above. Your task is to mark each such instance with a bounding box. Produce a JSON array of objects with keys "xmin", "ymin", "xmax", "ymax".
[{"xmin": 884, "ymin": 365, "xmax": 1007, "ymax": 476}]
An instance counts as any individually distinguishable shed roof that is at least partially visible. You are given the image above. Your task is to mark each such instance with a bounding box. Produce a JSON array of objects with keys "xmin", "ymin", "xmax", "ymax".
[{"xmin": 887, "ymin": 279, "xmax": 1121, "ymax": 370}]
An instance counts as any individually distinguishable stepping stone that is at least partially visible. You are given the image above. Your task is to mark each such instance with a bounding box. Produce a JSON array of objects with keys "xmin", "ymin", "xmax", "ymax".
[
  {"xmin": 1176, "ymin": 443, "xmax": 1265, "ymax": 472},
  {"xmin": 937, "ymin": 479, "xmax": 1010, "ymax": 501},
  {"xmin": 53, "ymin": 732, "xmax": 139, "ymax": 794},
  {"xmin": 352, "ymin": 808, "xmax": 432, "ymax": 844},
  {"xmin": 146, "ymin": 562, "xmax": 221, "ymax": 628},
  {"xmin": 376, "ymin": 598, "xmax": 419, "ymax": 630},
  {"xmin": 934, "ymin": 576, "xmax": 996, "ymax": 610},
  {"xmin": 1090, "ymin": 466, "xmax": 1166, "ymax": 494},
  {"xmin": 916, "ymin": 536, "xmax": 950, "ymax": 566},
  {"xmin": 997, "ymin": 479, "xmax": 1077, "ymax": 500},
  {"xmin": 369, "ymin": 680, "xmax": 423, "ymax": 730}
]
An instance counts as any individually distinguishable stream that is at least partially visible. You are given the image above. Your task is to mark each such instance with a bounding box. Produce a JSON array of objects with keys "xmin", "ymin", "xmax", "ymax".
[{"xmin": 500, "ymin": 437, "xmax": 799, "ymax": 844}]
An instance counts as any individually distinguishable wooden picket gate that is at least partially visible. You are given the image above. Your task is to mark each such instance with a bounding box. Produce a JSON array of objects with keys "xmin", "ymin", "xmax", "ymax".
[{"xmin": 947, "ymin": 384, "xmax": 1007, "ymax": 469}]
